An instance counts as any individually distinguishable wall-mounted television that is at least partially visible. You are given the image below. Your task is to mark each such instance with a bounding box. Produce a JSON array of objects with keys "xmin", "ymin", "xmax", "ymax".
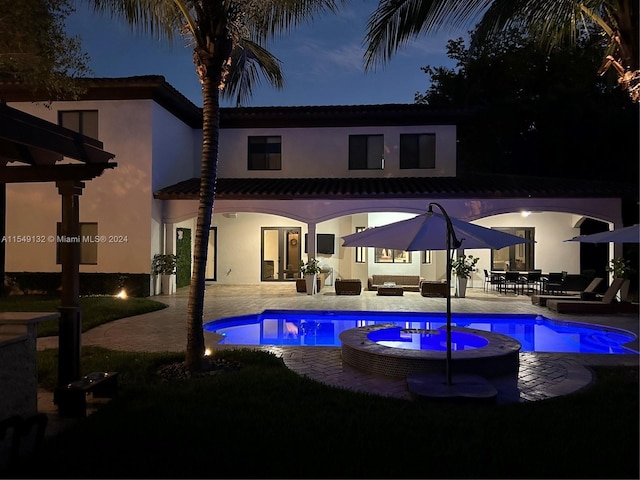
[{"xmin": 304, "ymin": 233, "xmax": 335, "ymax": 255}]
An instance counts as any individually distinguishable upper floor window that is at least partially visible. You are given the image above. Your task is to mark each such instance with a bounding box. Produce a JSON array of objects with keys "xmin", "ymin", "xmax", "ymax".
[
  {"xmin": 58, "ymin": 110, "xmax": 99, "ymax": 139},
  {"xmin": 56, "ymin": 222, "xmax": 98, "ymax": 265},
  {"xmin": 349, "ymin": 134, "xmax": 384, "ymax": 170},
  {"xmin": 248, "ymin": 136, "xmax": 281, "ymax": 170},
  {"xmin": 400, "ymin": 133, "xmax": 435, "ymax": 169}
]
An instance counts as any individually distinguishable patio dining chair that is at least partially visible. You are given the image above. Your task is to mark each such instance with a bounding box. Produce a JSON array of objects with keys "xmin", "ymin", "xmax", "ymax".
[
  {"xmin": 483, "ymin": 270, "xmax": 501, "ymax": 292},
  {"xmin": 524, "ymin": 271, "xmax": 542, "ymax": 295},
  {"xmin": 543, "ymin": 271, "xmax": 567, "ymax": 294},
  {"xmin": 501, "ymin": 271, "xmax": 523, "ymax": 294}
]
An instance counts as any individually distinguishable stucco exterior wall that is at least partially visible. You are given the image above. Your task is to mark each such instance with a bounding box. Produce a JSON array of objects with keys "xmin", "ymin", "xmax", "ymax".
[
  {"xmin": 4, "ymin": 93, "xmax": 624, "ymax": 291},
  {"xmin": 149, "ymin": 102, "xmax": 200, "ymax": 281},
  {"xmin": 6, "ymin": 100, "xmax": 155, "ymax": 273},
  {"xmin": 212, "ymin": 213, "xmax": 299, "ymax": 284},
  {"xmin": 217, "ymin": 125, "xmax": 457, "ymax": 178},
  {"xmin": 151, "ymin": 103, "xmax": 197, "ymax": 191}
]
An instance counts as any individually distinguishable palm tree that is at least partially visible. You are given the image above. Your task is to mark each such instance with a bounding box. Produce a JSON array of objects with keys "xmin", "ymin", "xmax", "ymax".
[
  {"xmin": 92, "ymin": 0, "xmax": 339, "ymax": 370},
  {"xmin": 364, "ymin": 0, "xmax": 639, "ymax": 102}
]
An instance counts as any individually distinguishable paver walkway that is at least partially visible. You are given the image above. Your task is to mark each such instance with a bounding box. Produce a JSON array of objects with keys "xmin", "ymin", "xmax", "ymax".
[{"xmin": 37, "ymin": 283, "xmax": 638, "ymax": 409}]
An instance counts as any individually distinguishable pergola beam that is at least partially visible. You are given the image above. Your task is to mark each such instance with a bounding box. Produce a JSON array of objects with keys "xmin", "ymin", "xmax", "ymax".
[
  {"xmin": 0, "ymin": 163, "xmax": 117, "ymax": 183},
  {"xmin": 0, "ymin": 103, "xmax": 115, "ymax": 164}
]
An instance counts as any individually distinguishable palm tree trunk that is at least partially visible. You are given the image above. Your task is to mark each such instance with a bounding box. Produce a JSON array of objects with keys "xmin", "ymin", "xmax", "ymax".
[{"xmin": 185, "ymin": 67, "xmax": 221, "ymax": 371}]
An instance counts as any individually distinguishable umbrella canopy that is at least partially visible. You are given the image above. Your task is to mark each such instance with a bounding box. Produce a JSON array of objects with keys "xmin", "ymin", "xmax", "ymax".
[
  {"xmin": 341, "ymin": 204, "xmax": 533, "ymax": 390},
  {"xmin": 565, "ymin": 224, "xmax": 639, "ymax": 244},
  {"xmin": 342, "ymin": 211, "xmax": 533, "ymax": 251}
]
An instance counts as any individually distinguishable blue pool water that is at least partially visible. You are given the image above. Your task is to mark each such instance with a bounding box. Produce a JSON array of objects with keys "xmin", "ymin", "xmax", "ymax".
[
  {"xmin": 367, "ymin": 327, "xmax": 490, "ymax": 351},
  {"xmin": 203, "ymin": 310, "xmax": 638, "ymax": 355}
]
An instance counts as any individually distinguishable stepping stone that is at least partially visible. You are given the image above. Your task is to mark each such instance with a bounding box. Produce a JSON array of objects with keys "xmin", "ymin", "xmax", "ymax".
[{"xmin": 406, "ymin": 373, "xmax": 498, "ymax": 403}]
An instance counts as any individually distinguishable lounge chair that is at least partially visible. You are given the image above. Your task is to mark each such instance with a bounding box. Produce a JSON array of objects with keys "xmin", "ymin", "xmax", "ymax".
[
  {"xmin": 531, "ymin": 277, "xmax": 603, "ymax": 306},
  {"xmin": 546, "ymin": 278, "xmax": 625, "ymax": 313}
]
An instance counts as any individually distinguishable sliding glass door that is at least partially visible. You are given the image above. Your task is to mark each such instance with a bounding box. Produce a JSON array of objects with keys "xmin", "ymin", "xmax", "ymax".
[
  {"xmin": 261, "ymin": 227, "xmax": 301, "ymax": 281},
  {"xmin": 491, "ymin": 227, "xmax": 535, "ymax": 271}
]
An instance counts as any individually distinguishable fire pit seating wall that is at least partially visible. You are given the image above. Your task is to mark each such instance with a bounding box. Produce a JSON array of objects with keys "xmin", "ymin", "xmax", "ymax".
[{"xmin": 367, "ymin": 275, "xmax": 424, "ymax": 292}]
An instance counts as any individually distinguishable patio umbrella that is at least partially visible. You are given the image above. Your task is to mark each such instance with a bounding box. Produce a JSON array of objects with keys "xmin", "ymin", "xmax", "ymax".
[
  {"xmin": 341, "ymin": 203, "xmax": 532, "ymax": 390},
  {"xmin": 564, "ymin": 224, "xmax": 639, "ymax": 244},
  {"xmin": 342, "ymin": 211, "xmax": 535, "ymax": 251}
]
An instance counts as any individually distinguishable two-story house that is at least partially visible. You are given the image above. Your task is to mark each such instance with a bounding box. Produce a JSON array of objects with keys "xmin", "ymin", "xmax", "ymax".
[{"xmin": 2, "ymin": 76, "xmax": 629, "ymax": 296}]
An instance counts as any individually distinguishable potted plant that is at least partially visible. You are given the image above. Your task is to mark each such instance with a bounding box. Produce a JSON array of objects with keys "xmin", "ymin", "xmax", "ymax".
[
  {"xmin": 606, "ymin": 257, "xmax": 635, "ymax": 301},
  {"xmin": 152, "ymin": 254, "xmax": 178, "ymax": 295},
  {"xmin": 299, "ymin": 258, "xmax": 321, "ymax": 295},
  {"xmin": 451, "ymin": 254, "xmax": 479, "ymax": 298}
]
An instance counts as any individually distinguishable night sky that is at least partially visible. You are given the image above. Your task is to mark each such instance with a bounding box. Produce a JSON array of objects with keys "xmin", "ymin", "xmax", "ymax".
[{"xmin": 66, "ymin": 0, "xmax": 467, "ymax": 108}]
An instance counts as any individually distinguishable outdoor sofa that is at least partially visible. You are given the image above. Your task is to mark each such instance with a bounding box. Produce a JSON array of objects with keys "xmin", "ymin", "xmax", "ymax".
[{"xmin": 367, "ymin": 275, "xmax": 423, "ymax": 292}]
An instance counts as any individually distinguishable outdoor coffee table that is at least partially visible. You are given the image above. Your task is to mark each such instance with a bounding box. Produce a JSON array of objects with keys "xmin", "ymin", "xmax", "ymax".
[{"xmin": 377, "ymin": 283, "xmax": 404, "ymax": 296}]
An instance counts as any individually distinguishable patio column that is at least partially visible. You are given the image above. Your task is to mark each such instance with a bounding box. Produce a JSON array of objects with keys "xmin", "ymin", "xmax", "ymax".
[
  {"xmin": 613, "ymin": 223, "xmax": 623, "ymax": 260},
  {"xmin": 307, "ymin": 223, "xmax": 317, "ymax": 259},
  {"xmin": 165, "ymin": 222, "xmax": 176, "ymax": 294},
  {"xmin": 55, "ymin": 180, "xmax": 84, "ymax": 391}
]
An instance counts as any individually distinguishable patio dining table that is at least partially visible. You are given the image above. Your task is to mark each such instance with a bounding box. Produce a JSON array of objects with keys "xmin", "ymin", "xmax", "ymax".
[{"xmin": 491, "ymin": 271, "xmax": 546, "ymax": 295}]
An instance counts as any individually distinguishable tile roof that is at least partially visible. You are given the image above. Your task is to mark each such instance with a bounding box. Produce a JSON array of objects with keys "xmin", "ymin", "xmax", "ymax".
[
  {"xmin": 1, "ymin": 77, "xmax": 472, "ymax": 129},
  {"xmin": 219, "ymin": 103, "xmax": 474, "ymax": 128},
  {"xmin": 154, "ymin": 175, "xmax": 635, "ymax": 201},
  {"xmin": 0, "ymin": 76, "xmax": 203, "ymax": 128}
]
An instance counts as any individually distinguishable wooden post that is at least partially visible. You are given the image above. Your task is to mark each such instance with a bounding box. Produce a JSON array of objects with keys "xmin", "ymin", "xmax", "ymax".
[
  {"xmin": 0, "ymin": 184, "xmax": 5, "ymax": 295},
  {"xmin": 55, "ymin": 181, "xmax": 84, "ymax": 390}
]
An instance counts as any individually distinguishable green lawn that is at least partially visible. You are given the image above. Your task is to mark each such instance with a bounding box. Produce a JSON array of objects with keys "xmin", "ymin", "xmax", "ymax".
[
  {"xmin": 0, "ymin": 295, "xmax": 167, "ymax": 336},
  {"xmin": 27, "ymin": 347, "xmax": 640, "ymax": 479},
  {"xmin": 3, "ymin": 295, "xmax": 637, "ymax": 478}
]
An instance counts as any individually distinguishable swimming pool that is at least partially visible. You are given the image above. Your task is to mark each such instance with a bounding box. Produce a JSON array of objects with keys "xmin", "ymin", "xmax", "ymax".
[
  {"xmin": 367, "ymin": 327, "xmax": 490, "ymax": 351},
  {"xmin": 203, "ymin": 310, "xmax": 638, "ymax": 355}
]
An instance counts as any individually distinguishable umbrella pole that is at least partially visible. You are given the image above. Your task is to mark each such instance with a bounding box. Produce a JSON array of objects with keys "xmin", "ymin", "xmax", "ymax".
[
  {"xmin": 445, "ymin": 221, "xmax": 452, "ymax": 386},
  {"xmin": 428, "ymin": 202, "xmax": 462, "ymax": 387}
]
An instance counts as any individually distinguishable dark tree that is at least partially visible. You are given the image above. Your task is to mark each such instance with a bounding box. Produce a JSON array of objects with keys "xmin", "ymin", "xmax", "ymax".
[
  {"xmin": 0, "ymin": 0, "xmax": 90, "ymax": 100},
  {"xmin": 416, "ymin": 28, "xmax": 639, "ymax": 182},
  {"xmin": 365, "ymin": 0, "xmax": 639, "ymax": 103}
]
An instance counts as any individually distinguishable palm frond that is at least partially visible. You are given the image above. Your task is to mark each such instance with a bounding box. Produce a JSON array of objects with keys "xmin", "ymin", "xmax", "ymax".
[
  {"xmin": 221, "ymin": 38, "xmax": 284, "ymax": 106},
  {"xmin": 246, "ymin": 0, "xmax": 340, "ymax": 43},
  {"xmin": 364, "ymin": 0, "xmax": 491, "ymax": 70},
  {"xmin": 90, "ymin": 0, "xmax": 184, "ymax": 42}
]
